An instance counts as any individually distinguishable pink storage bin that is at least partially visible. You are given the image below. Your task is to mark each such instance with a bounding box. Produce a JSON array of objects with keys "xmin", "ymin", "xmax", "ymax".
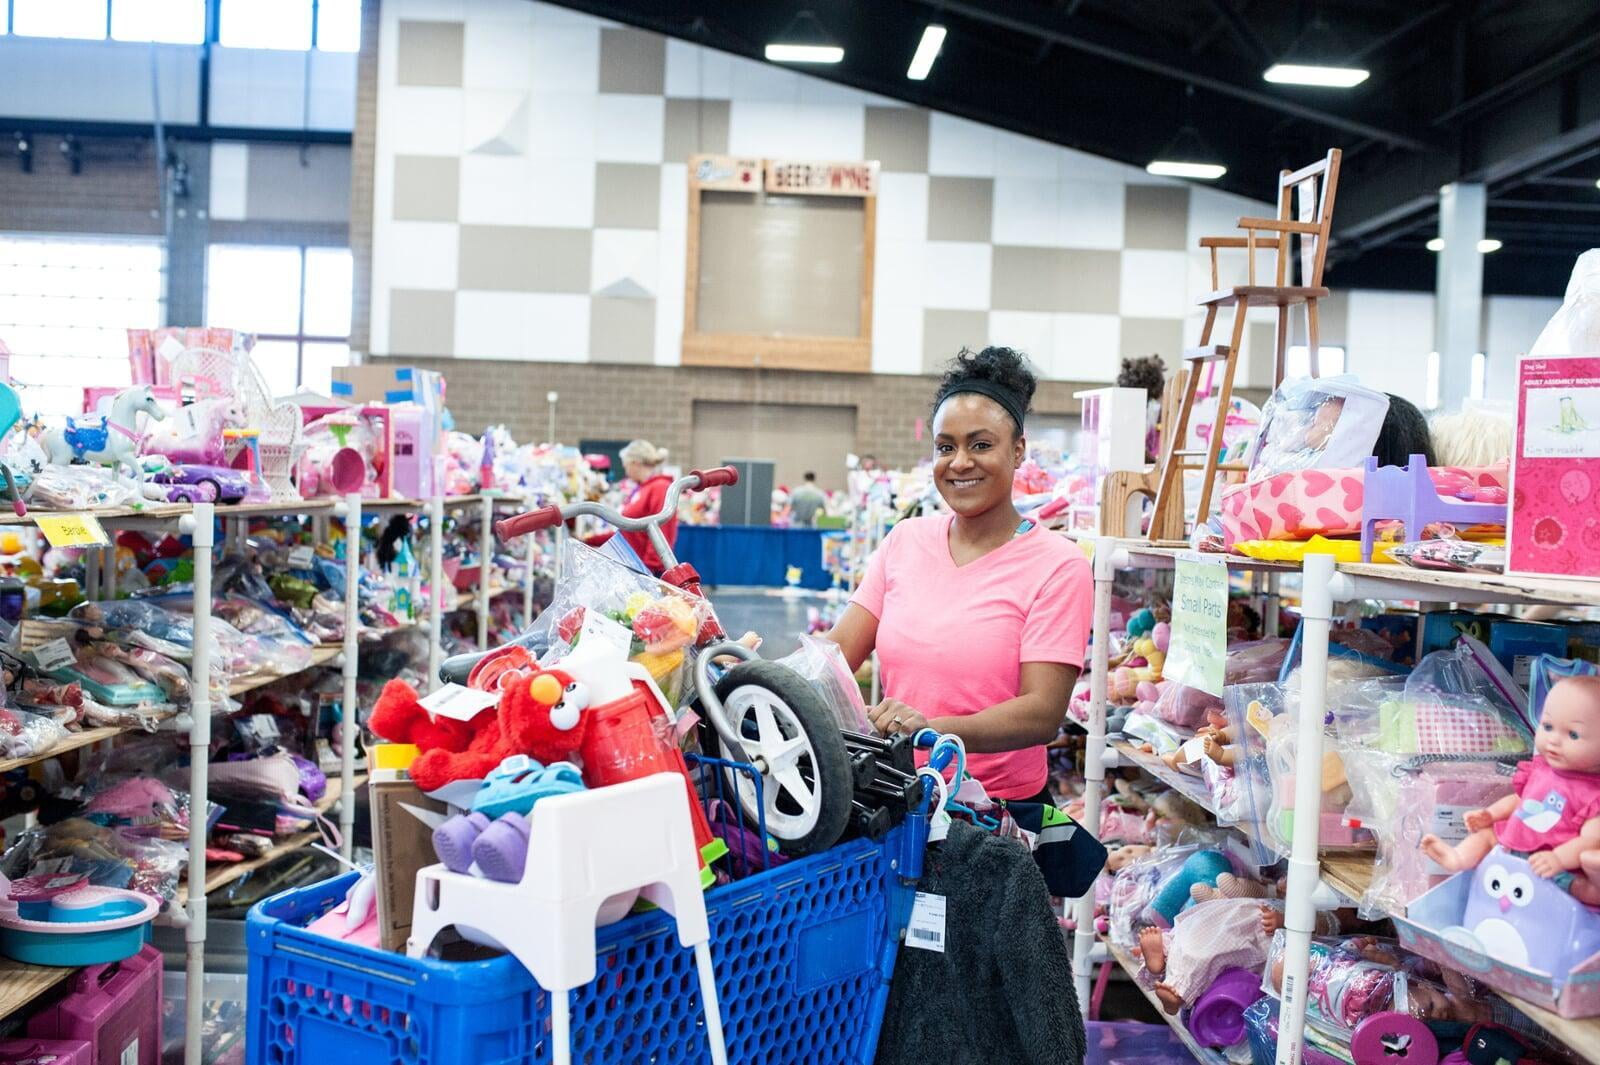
[
  {"xmin": 0, "ymin": 1040, "xmax": 94, "ymax": 1065},
  {"xmin": 1218, "ymin": 462, "xmax": 1509, "ymax": 546},
  {"xmin": 26, "ymin": 945, "xmax": 162, "ymax": 1065}
]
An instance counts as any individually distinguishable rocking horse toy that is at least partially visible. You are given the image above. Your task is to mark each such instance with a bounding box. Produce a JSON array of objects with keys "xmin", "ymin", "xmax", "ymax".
[{"xmin": 40, "ymin": 385, "xmax": 165, "ymax": 495}]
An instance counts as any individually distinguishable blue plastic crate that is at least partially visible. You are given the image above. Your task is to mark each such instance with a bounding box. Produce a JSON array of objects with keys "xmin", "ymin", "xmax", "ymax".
[{"xmin": 247, "ymin": 816, "xmax": 926, "ymax": 1065}]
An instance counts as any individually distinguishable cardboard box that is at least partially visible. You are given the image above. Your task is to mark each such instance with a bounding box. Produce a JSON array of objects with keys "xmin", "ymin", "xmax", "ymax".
[
  {"xmin": 369, "ymin": 775, "xmax": 447, "ymax": 953},
  {"xmin": 331, "ymin": 364, "xmax": 444, "ymax": 408}
]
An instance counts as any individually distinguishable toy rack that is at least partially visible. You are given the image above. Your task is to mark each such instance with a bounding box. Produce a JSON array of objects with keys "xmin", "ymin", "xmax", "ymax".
[
  {"xmin": 1073, "ymin": 537, "xmax": 1600, "ymax": 1065},
  {"xmin": 0, "ymin": 492, "xmax": 546, "ymax": 1065}
]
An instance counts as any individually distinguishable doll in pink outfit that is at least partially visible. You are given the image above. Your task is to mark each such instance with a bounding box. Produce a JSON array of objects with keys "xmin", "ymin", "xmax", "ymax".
[{"xmin": 1421, "ymin": 676, "xmax": 1600, "ymax": 903}]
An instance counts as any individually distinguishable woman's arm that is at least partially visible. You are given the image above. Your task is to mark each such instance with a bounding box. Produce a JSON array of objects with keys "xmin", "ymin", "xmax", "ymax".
[
  {"xmin": 870, "ymin": 661, "xmax": 1080, "ymax": 753},
  {"xmin": 821, "ymin": 602, "xmax": 878, "ymax": 673}
]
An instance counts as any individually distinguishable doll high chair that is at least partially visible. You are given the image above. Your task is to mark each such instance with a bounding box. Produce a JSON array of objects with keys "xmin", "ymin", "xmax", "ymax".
[{"xmin": 408, "ymin": 772, "xmax": 729, "ymax": 1065}]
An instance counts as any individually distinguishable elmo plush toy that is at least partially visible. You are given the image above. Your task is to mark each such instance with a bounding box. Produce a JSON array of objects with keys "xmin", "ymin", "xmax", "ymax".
[{"xmin": 370, "ymin": 668, "xmax": 592, "ymax": 794}]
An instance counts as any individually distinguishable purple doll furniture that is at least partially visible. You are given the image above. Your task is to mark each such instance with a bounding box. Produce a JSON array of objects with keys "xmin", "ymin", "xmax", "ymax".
[{"xmin": 1359, "ymin": 454, "xmax": 1507, "ymax": 562}]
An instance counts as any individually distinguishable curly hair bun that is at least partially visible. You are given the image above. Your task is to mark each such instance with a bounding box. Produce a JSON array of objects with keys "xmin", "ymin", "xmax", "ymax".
[{"xmin": 933, "ymin": 346, "xmax": 1038, "ymax": 432}]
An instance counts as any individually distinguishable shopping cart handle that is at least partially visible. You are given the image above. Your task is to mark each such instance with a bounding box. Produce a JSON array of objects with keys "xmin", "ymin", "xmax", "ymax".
[
  {"xmin": 494, "ymin": 504, "xmax": 564, "ymax": 540},
  {"xmin": 690, "ymin": 466, "xmax": 739, "ymax": 490}
]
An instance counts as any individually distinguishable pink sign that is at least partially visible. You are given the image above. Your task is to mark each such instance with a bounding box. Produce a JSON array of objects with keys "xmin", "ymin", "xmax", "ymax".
[{"xmin": 1508, "ymin": 354, "xmax": 1600, "ymax": 579}]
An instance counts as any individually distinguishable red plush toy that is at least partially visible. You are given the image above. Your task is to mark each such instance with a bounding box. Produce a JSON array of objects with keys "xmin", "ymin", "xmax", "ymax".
[
  {"xmin": 368, "ymin": 678, "xmax": 480, "ymax": 755},
  {"xmin": 408, "ymin": 667, "xmax": 592, "ymax": 794}
]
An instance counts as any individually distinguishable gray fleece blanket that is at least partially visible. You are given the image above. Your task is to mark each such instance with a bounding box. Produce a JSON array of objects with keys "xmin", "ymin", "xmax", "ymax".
[{"xmin": 875, "ymin": 821, "xmax": 1087, "ymax": 1065}]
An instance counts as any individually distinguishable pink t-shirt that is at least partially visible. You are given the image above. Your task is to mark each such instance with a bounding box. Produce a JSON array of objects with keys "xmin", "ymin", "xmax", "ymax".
[
  {"xmin": 851, "ymin": 514, "xmax": 1092, "ymax": 799},
  {"xmin": 1496, "ymin": 755, "xmax": 1600, "ymax": 852}
]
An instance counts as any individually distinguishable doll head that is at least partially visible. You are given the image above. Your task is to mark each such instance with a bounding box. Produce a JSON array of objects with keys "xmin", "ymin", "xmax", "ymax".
[{"xmin": 1535, "ymin": 676, "xmax": 1600, "ymax": 774}]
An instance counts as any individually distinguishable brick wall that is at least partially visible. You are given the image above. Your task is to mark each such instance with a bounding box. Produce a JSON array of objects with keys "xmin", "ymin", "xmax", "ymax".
[{"xmin": 0, "ymin": 135, "xmax": 161, "ymax": 236}]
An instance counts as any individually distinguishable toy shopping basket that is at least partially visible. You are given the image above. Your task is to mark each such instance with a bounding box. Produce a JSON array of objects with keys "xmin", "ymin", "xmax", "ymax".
[{"xmin": 246, "ymin": 759, "xmax": 929, "ymax": 1065}]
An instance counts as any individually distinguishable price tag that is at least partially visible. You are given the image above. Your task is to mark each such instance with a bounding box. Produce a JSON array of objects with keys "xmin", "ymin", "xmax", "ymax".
[
  {"xmin": 418, "ymin": 682, "xmax": 499, "ymax": 723},
  {"xmin": 580, "ymin": 611, "xmax": 634, "ymax": 656},
  {"xmin": 906, "ymin": 891, "xmax": 947, "ymax": 953},
  {"xmin": 31, "ymin": 637, "xmax": 76, "ymax": 673},
  {"xmin": 288, "ymin": 545, "xmax": 316, "ymax": 569},
  {"xmin": 36, "ymin": 514, "xmax": 109, "ymax": 548}
]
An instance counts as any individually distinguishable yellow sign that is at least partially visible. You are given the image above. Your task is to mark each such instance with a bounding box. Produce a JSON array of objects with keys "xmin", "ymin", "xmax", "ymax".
[{"xmin": 36, "ymin": 513, "xmax": 110, "ymax": 548}]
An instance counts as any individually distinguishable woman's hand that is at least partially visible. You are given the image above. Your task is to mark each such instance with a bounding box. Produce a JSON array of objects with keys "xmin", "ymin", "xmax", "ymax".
[{"xmin": 869, "ymin": 698, "xmax": 928, "ymax": 737}]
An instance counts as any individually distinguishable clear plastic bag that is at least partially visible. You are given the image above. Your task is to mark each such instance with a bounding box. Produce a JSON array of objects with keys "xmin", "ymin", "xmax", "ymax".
[
  {"xmin": 1156, "ymin": 638, "xmax": 1288, "ymax": 730},
  {"xmin": 1531, "ymin": 249, "xmax": 1600, "ymax": 356},
  {"xmin": 1382, "ymin": 642, "xmax": 1532, "ymax": 754},
  {"xmin": 1388, "ymin": 538, "xmax": 1506, "ymax": 573},
  {"xmin": 776, "ymin": 634, "xmax": 871, "ymax": 734},
  {"xmin": 0, "ymin": 818, "xmax": 188, "ymax": 905},
  {"xmin": 29, "ymin": 465, "xmax": 140, "ymax": 509},
  {"xmin": 1244, "ymin": 375, "xmax": 1390, "ymax": 482},
  {"xmin": 1222, "ymin": 683, "xmax": 1281, "ymax": 863},
  {"xmin": 0, "ymin": 707, "xmax": 65, "ymax": 761}
]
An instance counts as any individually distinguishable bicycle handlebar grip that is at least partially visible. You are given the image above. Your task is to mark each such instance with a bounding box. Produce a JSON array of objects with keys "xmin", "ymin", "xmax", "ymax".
[
  {"xmin": 690, "ymin": 466, "xmax": 739, "ymax": 490},
  {"xmin": 494, "ymin": 505, "xmax": 565, "ymax": 539}
]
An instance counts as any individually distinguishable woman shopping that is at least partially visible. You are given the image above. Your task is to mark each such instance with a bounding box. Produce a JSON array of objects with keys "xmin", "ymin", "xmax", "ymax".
[
  {"xmin": 825, "ymin": 347, "xmax": 1091, "ymax": 802},
  {"xmin": 590, "ymin": 439, "xmax": 679, "ymax": 576}
]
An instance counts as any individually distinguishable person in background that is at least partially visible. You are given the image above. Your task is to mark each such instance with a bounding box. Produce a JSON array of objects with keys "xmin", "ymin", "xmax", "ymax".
[
  {"xmin": 1373, "ymin": 393, "xmax": 1437, "ymax": 469},
  {"xmin": 789, "ymin": 471, "xmax": 827, "ymax": 527},
  {"xmin": 825, "ymin": 347, "xmax": 1091, "ymax": 802},
  {"xmin": 860, "ymin": 454, "xmax": 879, "ymax": 472},
  {"xmin": 597, "ymin": 439, "xmax": 677, "ymax": 575}
]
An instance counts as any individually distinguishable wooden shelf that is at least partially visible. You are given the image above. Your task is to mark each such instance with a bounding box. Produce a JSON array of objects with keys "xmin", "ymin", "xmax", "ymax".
[
  {"xmin": 0, "ymin": 958, "xmax": 75, "ymax": 1020},
  {"xmin": 228, "ymin": 644, "xmax": 342, "ymax": 696},
  {"xmin": 0, "ymin": 725, "xmax": 126, "ymax": 774},
  {"xmin": 1106, "ymin": 943, "xmax": 1227, "ymax": 1065}
]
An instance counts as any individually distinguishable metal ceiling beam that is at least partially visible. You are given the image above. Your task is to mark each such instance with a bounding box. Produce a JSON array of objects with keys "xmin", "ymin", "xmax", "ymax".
[
  {"xmin": 1432, "ymin": 24, "xmax": 1600, "ymax": 126},
  {"xmin": 1339, "ymin": 2, "xmax": 1454, "ymax": 64},
  {"xmin": 1201, "ymin": 0, "xmax": 1274, "ymax": 66},
  {"xmin": 905, "ymin": 0, "xmax": 1436, "ymax": 151}
]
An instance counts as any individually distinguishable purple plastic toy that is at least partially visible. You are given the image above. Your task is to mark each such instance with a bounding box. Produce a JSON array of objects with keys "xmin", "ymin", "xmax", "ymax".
[
  {"xmin": 433, "ymin": 812, "xmax": 490, "ymax": 875},
  {"xmin": 1350, "ymin": 1012, "xmax": 1438, "ymax": 1065},
  {"xmin": 1186, "ymin": 966, "xmax": 1265, "ymax": 1047},
  {"xmin": 1359, "ymin": 454, "xmax": 1507, "ymax": 562},
  {"xmin": 151, "ymin": 463, "xmax": 252, "ymax": 504}
]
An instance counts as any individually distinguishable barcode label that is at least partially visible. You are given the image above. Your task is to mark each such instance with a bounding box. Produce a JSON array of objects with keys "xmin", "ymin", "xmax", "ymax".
[{"xmin": 906, "ymin": 891, "xmax": 946, "ymax": 954}]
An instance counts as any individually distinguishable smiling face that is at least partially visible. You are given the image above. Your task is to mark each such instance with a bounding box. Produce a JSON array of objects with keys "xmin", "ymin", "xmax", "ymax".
[
  {"xmin": 932, "ymin": 393, "xmax": 1024, "ymax": 518},
  {"xmin": 1536, "ymin": 677, "xmax": 1600, "ymax": 773}
]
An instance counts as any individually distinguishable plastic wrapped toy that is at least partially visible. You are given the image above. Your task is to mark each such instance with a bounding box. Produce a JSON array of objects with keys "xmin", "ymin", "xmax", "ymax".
[
  {"xmin": 1243, "ymin": 376, "xmax": 1389, "ymax": 482},
  {"xmin": 776, "ymin": 635, "xmax": 872, "ymax": 734}
]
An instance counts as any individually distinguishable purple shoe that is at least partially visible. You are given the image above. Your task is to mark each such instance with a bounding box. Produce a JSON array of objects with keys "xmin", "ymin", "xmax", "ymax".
[
  {"xmin": 433, "ymin": 811, "xmax": 491, "ymax": 873},
  {"xmin": 472, "ymin": 813, "xmax": 530, "ymax": 883}
]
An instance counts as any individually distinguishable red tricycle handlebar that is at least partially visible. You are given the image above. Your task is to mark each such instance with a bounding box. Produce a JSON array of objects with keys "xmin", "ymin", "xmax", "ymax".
[
  {"xmin": 493, "ymin": 466, "xmax": 739, "ymax": 546},
  {"xmin": 690, "ymin": 466, "xmax": 739, "ymax": 490},
  {"xmin": 494, "ymin": 504, "xmax": 565, "ymax": 540}
]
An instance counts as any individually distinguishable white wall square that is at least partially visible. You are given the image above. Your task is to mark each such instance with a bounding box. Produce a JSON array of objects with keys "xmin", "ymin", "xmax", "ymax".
[
  {"xmin": 665, "ymin": 37, "xmax": 730, "ymax": 98},
  {"xmin": 727, "ymin": 101, "xmax": 863, "ymax": 159},
  {"xmin": 991, "ymin": 178, "xmax": 1058, "ymax": 247},
  {"xmin": 528, "ymin": 1, "xmax": 613, "ymax": 29},
  {"xmin": 594, "ymin": 95, "xmax": 664, "ymax": 163},
  {"xmin": 528, "ymin": 25, "xmax": 599, "ymax": 93},
  {"xmin": 209, "ymin": 143, "xmax": 248, "ymax": 220},
  {"xmin": 1052, "ymin": 312, "xmax": 1122, "ymax": 381},
  {"xmin": 658, "ymin": 162, "xmax": 689, "ymax": 237},
  {"xmin": 381, "ymin": 87, "xmax": 464, "ymax": 157},
  {"xmin": 388, "ymin": 0, "xmax": 464, "ymax": 18},
  {"xmin": 461, "ymin": 89, "xmax": 528, "ymax": 157},
  {"xmin": 989, "ymin": 311, "xmax": 1054, "ymax": 364},
  {"xmin": 875, "ymin": 237, "xmax": 928, "ymax": 310},
  {"xmin": 458, "ymin": 155, "xmax": 594, "ymax": 227},
  {"xmin": 463, "ymin": 19, "xmax": 534, "ymax": 91},
  {"xmin": 872, "ymin": 302, "xmax": 924, "ymax": 376},
  {"xmin": 1058, "ymin": 180, "xmax": 1124, "ymax": 248},
  {"xmin": 727, "ymin": 53, "xmax": 801, "ymax": 102},
  {"xmin": 1058, "ymin": 145, "xmax": 1143, "ymax": 184},
  {"xmin": 471, "ymin": 0, "xmax": 535, "ymax": 22},
  {"xmin": 875, "ymin": 173, "xmax": 929, "ymax": 243},
  {"xmin": 376, "ymin": 222, "xmax": 460, "ymax": 290},
  {"xmin": 455, "ymin": 291, "xmax": 589, "ymax": 361},
  {"xmin": 992, "ymin": 130, "xmax": 1058, "ymax": 179},
  {"xmin": 922, "ymin": 241, "xmax": 991, "ymax": 311},
  {"xmin": 655, "ymin": 226, "xmax": 687, "ymax": 366},
  {"xmin": 591, "ymin": 228, "xmax": 659, "ymax": 297},
  {"xmin": 927, "ymin": 112, "xmax": 995, "ymax": 177},
  {"xmin": 1119, "ymin": 249, "xmax": 1189, "ymax": 319},
  {"xmin": 726, "ymin": 101, "xmax": 791, "ymax": 157},
  {"xmin": 1187, "ymin": 185, "xmax": 1270, "ymax": 248},
  {"xmin": 526, "ymin": 92, "xmax": 596, "ymax": 160},
  {"xmin": 797, "ymin": 74, "xmax": 868, "ymax": 107},
  {"xmin": 1345, "ymin": 289, "xmax": 1434, "ymax": 405}
]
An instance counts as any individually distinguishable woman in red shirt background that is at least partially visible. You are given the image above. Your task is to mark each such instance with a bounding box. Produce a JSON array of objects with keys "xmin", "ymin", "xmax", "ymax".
[{"xmin": 615, "ymin": 439, "xmax": 676, "ymax": 575}]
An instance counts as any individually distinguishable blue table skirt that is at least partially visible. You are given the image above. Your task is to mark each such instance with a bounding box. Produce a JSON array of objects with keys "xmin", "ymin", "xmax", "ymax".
[{"xmin": 675, "ymin": 525, "xmax": 831, "ymax": 590}]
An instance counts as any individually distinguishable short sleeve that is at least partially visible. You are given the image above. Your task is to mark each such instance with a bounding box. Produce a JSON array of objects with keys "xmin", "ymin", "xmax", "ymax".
[
  {"xmin": 850, "ymin": 525, "xmax": 898, "ymax": 620},
  {"xmin": 1020, "ymin": 552, "xmax": 1092, "ymax": 667},
  {"xmin": 1511, "ymin": 758, "xmax": 1535, "ymax": 795}
]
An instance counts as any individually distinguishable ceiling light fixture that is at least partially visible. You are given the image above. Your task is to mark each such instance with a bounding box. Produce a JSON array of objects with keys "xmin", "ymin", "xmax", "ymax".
[
  {"xmin": 906, "ymin": 24, "xmax": 946, "ymax": 80},
  {"xmin": 1263, "ymin": 63, "xmax": 1369, "ymax": 88},
  {"xmin": 1426, "ymin": 237, "xmax": 1444, "ymax": 252},
  {"xmin": 1146, "ymin": 161, "xmax": 1227, "ymax": 180},
  {"xmin": 1426, "ymin": 237, "xmax": 1504, "ymax": 253},
  {"xmin": 1146, "ymin": 122, "xmax": 1226, "ymax": 181},
  {"xmin": 765, "ymin": 11, "xmax": 843, "ymax": 64}
]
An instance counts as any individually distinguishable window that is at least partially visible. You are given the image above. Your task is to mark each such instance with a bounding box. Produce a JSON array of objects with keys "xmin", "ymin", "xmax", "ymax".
[
  {"xmin": 1470, "ymin": 352, "xmax": 1487, "ymax": 400},
  {"xmin": 12, "ymin": 0, "xmax": 108, "ymax": 40},
  {"xmin": 111, "ymin": 0, "xmax": 204, "ymax": 43},
  {"xmin": 205, "ymin": 244, "xmax": 352, "ymax": 397},
  {"xmin": 317, "ymin": 0, "xmax": 360, "ymax": 51},
  {"xmin": 219, "ymin": 0, "xmax": 312, "ymax": 50},
  {"xmin": 1426, "ymin": 351, "xmax": 1441, "ymax": 410},
  {"xmin": 1285, "ymin": 345, "xmax": 1346, "ymax": 380},
  {"xmin": 0, "ymin": 235, "xmax": 164, "ymax": 418}
]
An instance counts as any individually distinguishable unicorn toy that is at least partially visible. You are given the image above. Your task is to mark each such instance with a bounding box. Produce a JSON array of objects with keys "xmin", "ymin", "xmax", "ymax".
[{"xmin": 41, "ymin": 385, "xmax": 166, "ymax": 494}]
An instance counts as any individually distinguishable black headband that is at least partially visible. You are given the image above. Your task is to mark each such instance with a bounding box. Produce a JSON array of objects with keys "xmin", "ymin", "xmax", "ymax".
[{"xmin": 940, "ymin": 380, "xmax": 1027, "ymax": 433}]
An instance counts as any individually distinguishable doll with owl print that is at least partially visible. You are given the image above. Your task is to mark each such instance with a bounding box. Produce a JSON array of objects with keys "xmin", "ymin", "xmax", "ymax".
[{"xmin": 1422, "ymin": 676, "xmax": 1600, "ymax": 904}]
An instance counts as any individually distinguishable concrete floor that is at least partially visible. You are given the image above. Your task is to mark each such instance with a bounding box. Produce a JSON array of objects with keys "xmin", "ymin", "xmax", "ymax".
[{"xmin": 706, "ymin": 587, "xmax": 828, "ymax": 660}]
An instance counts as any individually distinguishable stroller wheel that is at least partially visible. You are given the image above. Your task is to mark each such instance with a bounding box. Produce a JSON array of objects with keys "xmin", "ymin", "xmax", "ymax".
[{"xmin": 711, "ymin": 660, "xmax": 852, "ymax": 856}]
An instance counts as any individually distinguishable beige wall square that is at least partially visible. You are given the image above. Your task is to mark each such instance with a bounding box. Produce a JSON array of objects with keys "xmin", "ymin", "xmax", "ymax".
[
  {"xmin": 599, "ymin": 27, "xmax": 666, "ymax": 95},
  {"xmin": 927, "ymin": 177, "xmax": 992, "ymax": 242},
  {"xmin": 595, "ymin": 163, "xmax": 661, "ymax": 229},
  {"xmin": 664, "ymin": 99, "xmax": 730, "ymax": 161},
  {"xmin": 590, "ymin": 297, "xmax": 656, "ymax": 363},
  {"xmin": 865, "ymin": 107, "xmax": 929, "ymax": 173},
  {"xmin": 389, "ymin": 289, "xmax": 456, "ymax": 356},
  {"xmin": 392, "ymin": 156, "xmax": 460, "ymax": 222},
  {"xmin": 458, "ymin": 225, "xmax": 591, "ymax": 292},
  {"xmin": 923, "ymin": 308, "xmax": 987, "ymax": 373},
  {"xmin": 1124, "ymin": 186, "xmax": 1189, "ymax": 250},
  {"xmin": 1120, "ymin": 316, "xmax": 1184, "ymax": 366},
  {"xmin": 396, "ymin": 20, "xmax": 464, "ymax": 88},
  {"xmin": 991, "ymin": 246, "xmax": 1120, "ymax": 314}
]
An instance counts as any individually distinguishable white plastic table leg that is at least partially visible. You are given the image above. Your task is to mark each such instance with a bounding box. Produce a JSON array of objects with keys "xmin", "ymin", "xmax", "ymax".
[
  {"xmin": 551, "ymin": 991, "xmax": 571, "ymax": 1065},
  {"xmin": 1072, "ymin": 536, "xmax": 1115, "ymax": 1005},
  {"xmin": 477, "ymin": 495, "xmax": 492, "ymax": 650},
  {"xmin": 428, "ymin": 496, "xmax": 444, "ymax": 692},
  {"xmin": 341, "ymin": 492, "xmax": 361, "ymax": 860},
  {"xmin": 1273, "ymin": 551, "xmax": 1335, "ymax": 1065},
  {"xmin": 185, "ymin": 503, "xmax": 215, "ymax": 1065},
  {"xmin": 694, "ymin": 939, "xmax": 730, "ymax": 1065}
]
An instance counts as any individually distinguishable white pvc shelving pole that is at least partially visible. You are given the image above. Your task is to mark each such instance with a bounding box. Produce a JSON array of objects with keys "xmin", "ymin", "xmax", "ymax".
[
  {"xmin": 521, "ymin": 495, "xmax": 536, "ymax": 633},
  {"xmin": 1071, "ymin": 536, "xmax": 1115, "ymax": 1004},
  {"xmin": 1273, "ymin": 551, "xmax": 1334, "ymax": 1065},
  {"xmin": 185, "ymin": 503, "xmax": 215, "ymax": 1065},
  {"xmin": 340, "ymin": 493, "xmax": 361, "ymax": 861},
  {"xmin": 428, "ymin": 496, "xmax": 444, "ymax": 692},
  {"xmin": 84, "ymin": 544, "xmax": 99, "ymax": 602},
  {"xmin": 477, "ymin": 496, "xmax": 492, "ymax": 650},
  {"xmin": 104, "ymin": 544, "xmax": 117, "ymax": 601}
]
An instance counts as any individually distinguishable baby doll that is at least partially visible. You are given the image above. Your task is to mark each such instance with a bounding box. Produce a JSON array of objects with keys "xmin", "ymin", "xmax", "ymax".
[{"xmin": 1421, "ymin": 675, "xmax": 1600, "ymax": 902}]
